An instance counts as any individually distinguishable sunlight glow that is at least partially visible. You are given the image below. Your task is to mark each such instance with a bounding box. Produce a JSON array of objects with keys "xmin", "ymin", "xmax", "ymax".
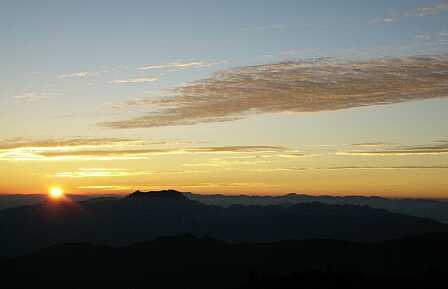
[{"xmin": 49, "ymin": 187, "xmax": 64, "ymax": 199}]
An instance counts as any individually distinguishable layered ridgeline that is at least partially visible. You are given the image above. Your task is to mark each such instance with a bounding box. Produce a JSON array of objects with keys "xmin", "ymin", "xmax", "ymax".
[
  {"xmin": 2, "ymin": 191, "xmax": 448, "ymax": 223},
  {"xmin": 0, "ymin": 190, "xmax": 447, "ymax": 256},
  {"xmin": 184, "ymin": 192, "xmax": 448, "ymax": 223}
]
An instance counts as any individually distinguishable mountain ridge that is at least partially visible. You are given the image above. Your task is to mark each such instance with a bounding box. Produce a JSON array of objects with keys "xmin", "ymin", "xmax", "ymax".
[{"xmin": 0, "ymin": 190, "xmax": 447, "ymax": 256}]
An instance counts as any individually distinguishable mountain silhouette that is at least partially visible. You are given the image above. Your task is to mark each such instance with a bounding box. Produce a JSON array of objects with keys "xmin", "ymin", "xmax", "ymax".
[
  {"xmin": 1, "ymin": 233, "xmax": 448, "ymax": 288},
  {"xmin": 0, "ymin": 190, "xmax": 447, "ymax": 256},
  {"xmin": 127, "ymin": 189, "xmax": 189, "ymax": 200},
  {"xmin": 3, "ymin": 191, "xmax": 448, "ymax": 223},
  {"xmin": 184, "ymin": 192, "xmax": 448, "ymax": 223}
]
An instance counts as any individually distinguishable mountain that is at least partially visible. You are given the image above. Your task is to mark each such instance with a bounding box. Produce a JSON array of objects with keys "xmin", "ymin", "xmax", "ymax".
[
  {"xmin": 0, "ymin": 190, "xmax": 446, "ymax": 256},
  {"xmin": 3, "ymin": 192, "xmax": 448, "ymax": 224},
  {"xmin": 184, "ymin": 192, "xmax": 448, "ymax": 223},
  {"xmin": 1, "ymin": 233, "xmax": 448, "ymax": 288},
  {"xmin": 127, "ymin": 189, "xmax": 190, "ymax": 200},
  {"xmin": 0, "ymin": 194, "xmax": 118, "ymax": 210}
]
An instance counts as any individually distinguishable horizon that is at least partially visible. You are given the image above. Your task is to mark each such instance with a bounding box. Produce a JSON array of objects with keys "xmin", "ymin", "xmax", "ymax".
[
  {"xmin": 2, "ymin": 189, "xmax": 448, "ymax": 201},
  {"xmin": 1, "ymin": 1, "xmax": 448, "ymax": 198}
]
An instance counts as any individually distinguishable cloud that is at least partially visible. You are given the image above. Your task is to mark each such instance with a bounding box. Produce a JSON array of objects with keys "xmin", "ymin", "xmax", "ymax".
[
  {"xmin": 100, "ymin": 54, "xmax": 448, "ymax": 129},
  {"xmin": 351, "ymin": 142, "xmax": 388, "ymax": 147},
  {"xmin": 58, "ymin": 71, "xmax": 89, "ymax": 79},
  {"xmin": 37, "ymin": 146, "xmax": 284, "ymax": 159},
  {"xmin": 316, "ymin": 166, "xmax": 448, "ymax": 170},
  {"xmin": 368, "ymin": 17, "xmax": 395, "ymax": 24},
  {"xmin": 0, "ymin": 137, "xmax": 139, "ymax": 150},
  {"xmin": 0, "ymin": 137, "xmax": 145, "ymax": 161},
  {"xmin": 406, "ymin": 0, "xmax": 448, "ymax": 16},
  {"xmin": 78, "ymin": 182, "xmax": 268, "ymax": 192},
  {"xmin": 49, "ymin": 168, "xmax": 187, "ymax": 178},
  {"xmin": 139, "ymin": 60, "xmax": 223, "ymax": 71},
  {"xmin": 11, "ymin": 92, "xmax": 59, "ymax": 103},
  {"xmin": 338, "ymin": 141, "xmax": 448, "ymax": 156},
  {"xmin": 370, "ymin": 1, "xmax": 448, "ymax": 23},
  {"xmin": 109, "ymin": 77, "xmax": 159, "ymax": 84},
  {"xmin": 0, "ymin": 137, "xmax": 286, "ymax": 161}
]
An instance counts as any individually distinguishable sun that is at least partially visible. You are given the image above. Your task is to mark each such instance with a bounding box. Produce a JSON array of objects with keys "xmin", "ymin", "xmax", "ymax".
[{"xmin": 49, "ymin": 187, "xmax": 64, "ymax": 199}]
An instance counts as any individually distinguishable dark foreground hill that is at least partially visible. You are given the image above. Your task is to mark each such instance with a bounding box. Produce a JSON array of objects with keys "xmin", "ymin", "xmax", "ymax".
[
  {"xmin": 0, "ymin": 190, "xmax": 446, "ymax": 256},
  {"xmin": 1, "ymin": 233, "xmax": 448, "ymax": 289}
]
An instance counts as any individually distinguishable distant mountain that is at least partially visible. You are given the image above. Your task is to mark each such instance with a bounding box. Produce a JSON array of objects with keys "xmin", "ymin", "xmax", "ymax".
[
  {"xmin": 127, "ymin": 189, "xmax": 190, "ymax": 200},
  {"xmin": 3, "ymin": 192, "xmax": 448, "ymax": 224},
  {"xmin": 0, "ymin": 190, "xmax": 446, "ymax": 256},
  {"xmin": 1, "ymin": 233, "xmax": 448, "ymax": 288},
  {"xmin": 0, "ymin": 194, "xmax": 118, "ymax": 210},
  {"xmin": 184, "ymin": 192, "xmax": 448, "ymax": 223}
]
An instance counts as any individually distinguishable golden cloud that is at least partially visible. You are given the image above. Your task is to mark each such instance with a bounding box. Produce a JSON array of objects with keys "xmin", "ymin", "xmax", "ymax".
[{"xmin": 100, "ymin": 55, "xmax": 448, "ymax": 128}]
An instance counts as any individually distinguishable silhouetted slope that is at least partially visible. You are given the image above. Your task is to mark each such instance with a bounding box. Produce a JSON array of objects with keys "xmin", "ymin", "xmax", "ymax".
[
  {"xmin": 0, "ymin": 190, "xmax": 446, "ymax": 256},
  {"xmin": 184, "ymin": 192, "xmax": 448, "ymax": 223},
  {"xmin": 1, "ymin": 233, "xmax": 447, "ymax": 289}
]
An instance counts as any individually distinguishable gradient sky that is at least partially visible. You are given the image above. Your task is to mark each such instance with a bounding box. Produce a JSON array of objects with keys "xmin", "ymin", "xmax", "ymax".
[{"xmin": 1, "ymin": 0, "xmax": 448, "ymax": 197}]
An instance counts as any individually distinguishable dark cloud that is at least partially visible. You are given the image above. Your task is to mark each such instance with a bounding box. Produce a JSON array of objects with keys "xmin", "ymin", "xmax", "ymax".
[{"xmin": 100, "ymin": 55, "xmax": 448, "ymax": 129}]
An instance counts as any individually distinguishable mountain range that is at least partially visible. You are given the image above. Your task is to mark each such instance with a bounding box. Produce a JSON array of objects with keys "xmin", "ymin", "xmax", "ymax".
[
  {"xmin": 2, "ymin": 191, "xmax": 448, "ymax": 223},
  {"xmin": 0, "ymin": 190, "xmax": 446, "ymax": 256}
]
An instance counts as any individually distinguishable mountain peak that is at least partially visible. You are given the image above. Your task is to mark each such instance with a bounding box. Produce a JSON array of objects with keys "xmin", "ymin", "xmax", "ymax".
[{"xmin": 126, "ymin": 189, "xmax": 188, "ymax": 200}]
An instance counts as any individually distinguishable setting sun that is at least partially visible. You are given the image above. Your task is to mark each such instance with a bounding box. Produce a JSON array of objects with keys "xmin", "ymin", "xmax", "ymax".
[{"xmin": 49, "ymin": 187, "xmax": 64, "ymax": 199}]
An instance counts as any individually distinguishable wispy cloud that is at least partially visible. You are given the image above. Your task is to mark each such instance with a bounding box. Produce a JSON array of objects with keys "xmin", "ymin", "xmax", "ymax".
[
  {"xmin": 316, "ymin": 166, "xmax": 448, "ymax": 170},
  {"xmin": 109, "ymin": 77, "xmax": 159, "ymax": 84},
  {"xmin": 78, "ymin": 182, "xmax": 268, "ymax": 192},
  {"xmin": 139, "ymin": 60, "xmax": 223, "ymax": 71},
  {"xmin": 58, "ymin": 71, "xmax": 89, "ymax": 79},
  {"xmin": 370, "ymin": 1, "xmax": 448, "ymax": 23},
  {"xmin": 406, "ymin": 0, "xmax": 448, "ymax": 16},
  {"xmin": 49, "ymin": 168, "xmax": 187, "ymax": 178},
  {"xmin": 37, "ymin": 146, "xmax": 284, "ymax": 160},
  {"xmin": 100, "ymin": 54, "xmax": 448, "ymax": 129},
  {"xmin": 338, "ymin": 141, "xmax": 448, "ymax": 156},
  {"xmin": 11, "ymin": 92, "xmax": 59, "ymax": 103},
  {"xmin": 0, "ymin": 137, "xmax": 139, "ymax": 150},
  {"xmin": 0, "ymin": 137, "xmax": 286, "ymax": 161},
  {"xmin": 369, "ymin": 17, "xmax": 395, "ymax": 24},
  {"xmin": 351, "ymin": 142, "xmax": 388, "ymax": 147}
]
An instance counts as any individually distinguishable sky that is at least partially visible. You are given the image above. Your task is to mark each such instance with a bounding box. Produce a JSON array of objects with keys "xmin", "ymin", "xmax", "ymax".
[{"xmin": 1, "ymin": 0, "xmax": 448, "ymax": 197}]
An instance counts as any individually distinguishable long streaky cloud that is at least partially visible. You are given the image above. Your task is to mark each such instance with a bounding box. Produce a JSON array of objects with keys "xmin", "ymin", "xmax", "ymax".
[
  {"xmin": 0, "ymin": 137, "xmax": 139, "ymax": 150},
  {"xmin": 58, "ymin": 71, "xmax": 89, "ymax": 79},
  {"xmin": 317, "ymin": 166, "xmax": 448, "ymax": 170},
  {"xmin": 139, "ymin": 60, "xmax": 221, "ymax": 71},
  {"xmin": 100, "ymin": 54, "xmax": 448, "ymax": 129},
  {"xmin": 338, "ymin": 142, "xmax": 448, "ymax": 156},
  {"xmin": 12, "ymin": 92, "xmax": 59, "ymax": 103},
  {"xmin": 0, "ymin": 137, "xmax": 286, "ymax": 161},
  {"xmin": 109, "ymin": 77, "xmax": 159, "ymax": 84}
]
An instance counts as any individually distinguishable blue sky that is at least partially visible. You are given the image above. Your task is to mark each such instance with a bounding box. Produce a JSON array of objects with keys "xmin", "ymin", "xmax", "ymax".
[{"xmin": 0, "ymin": 0, "xmax": 447, "ymax": 196}]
